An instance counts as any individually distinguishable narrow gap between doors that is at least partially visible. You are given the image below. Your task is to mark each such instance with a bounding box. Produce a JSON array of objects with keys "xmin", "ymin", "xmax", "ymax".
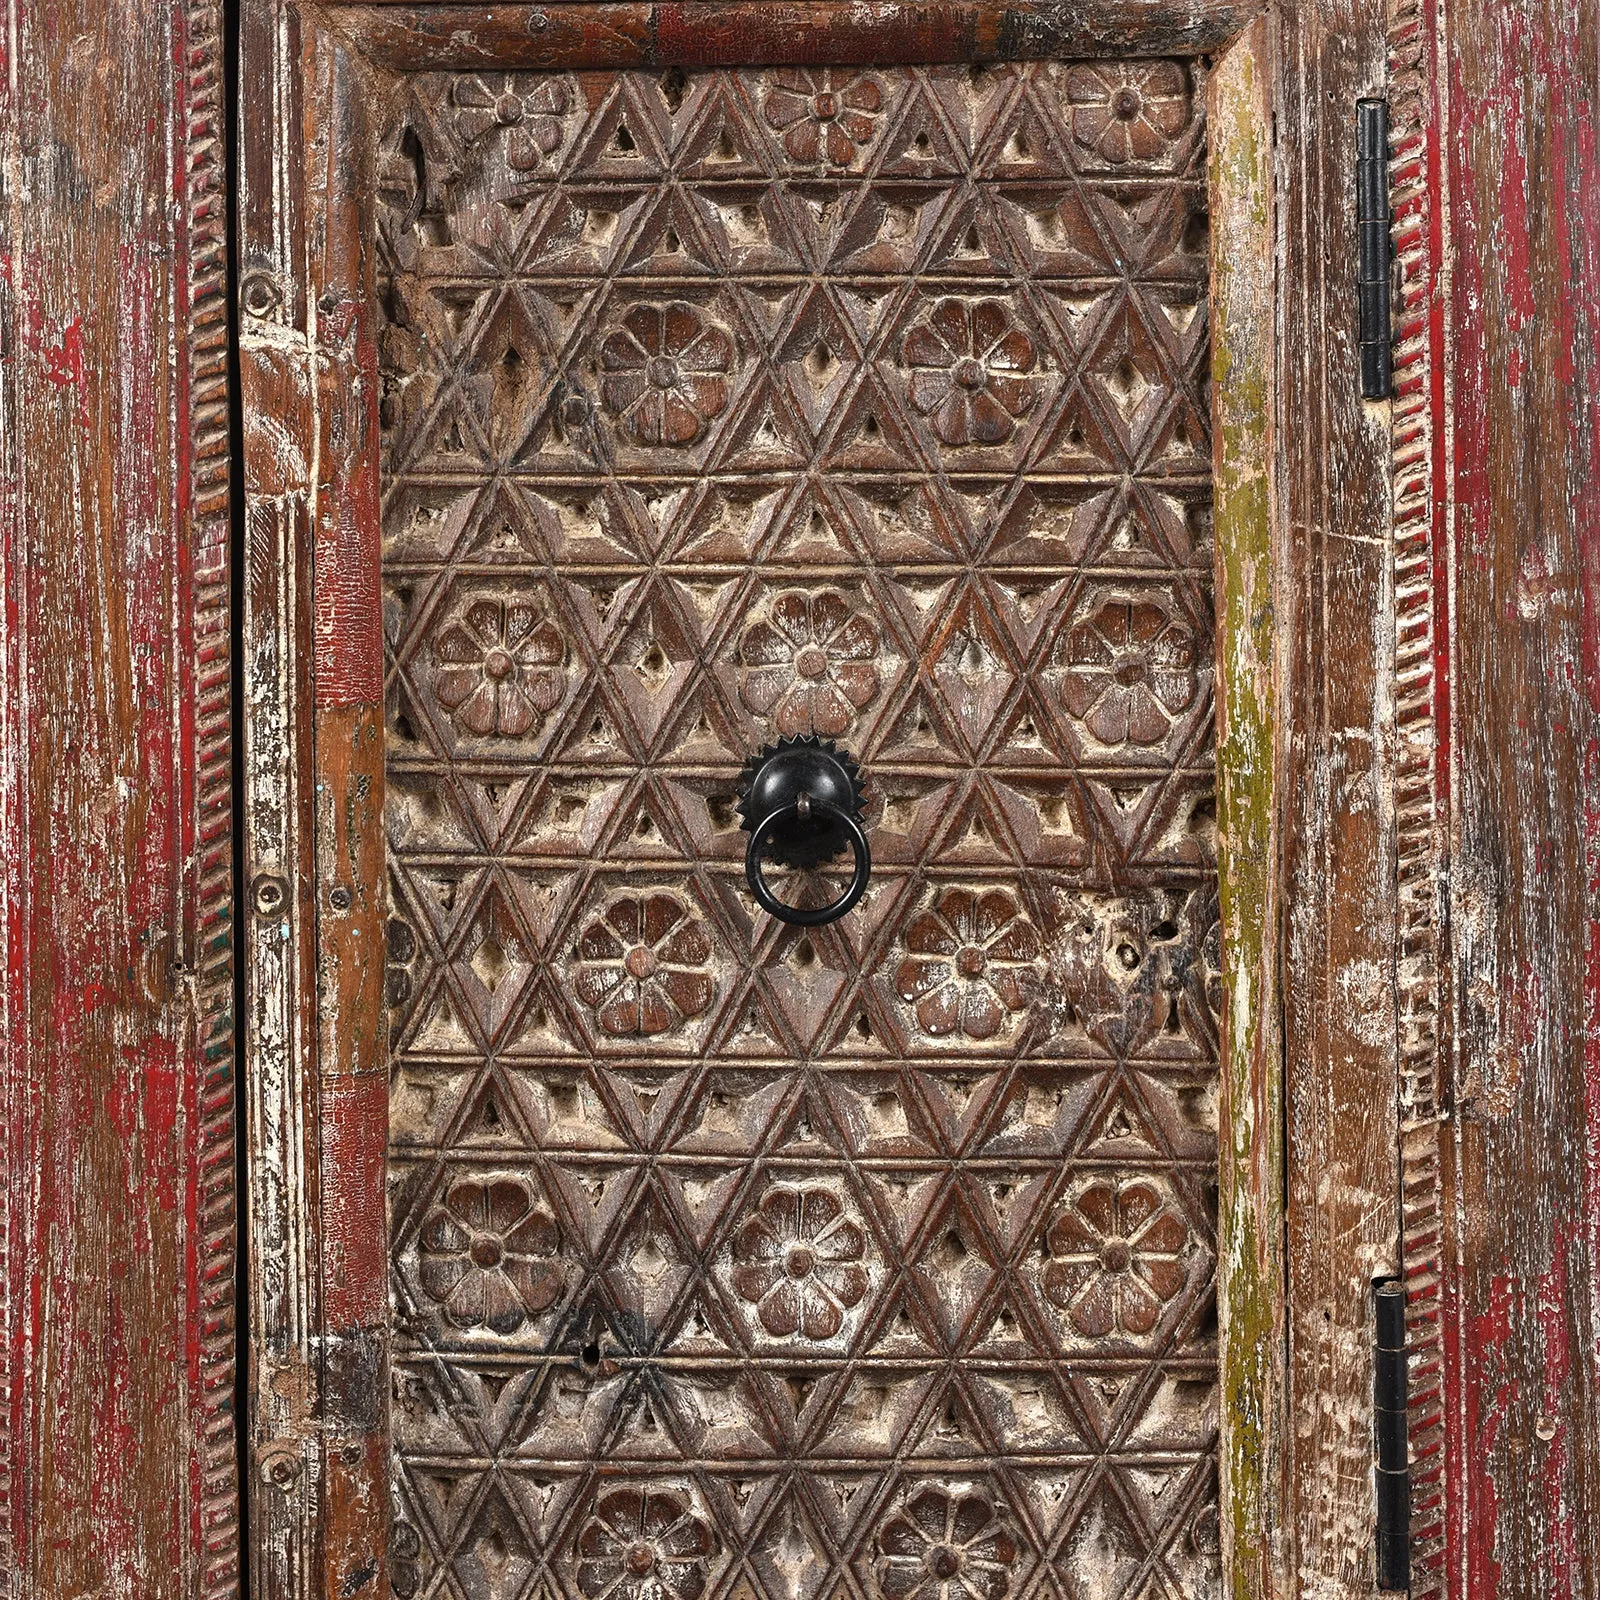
[{"xmin": 223, "ymin": 0, "xmax": 250, "ymax": 1589}]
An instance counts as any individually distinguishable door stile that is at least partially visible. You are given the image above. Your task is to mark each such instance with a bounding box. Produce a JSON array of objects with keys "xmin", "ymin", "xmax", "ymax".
[
  {"xmin": 1207, "ymin": 23, "xmax": 1287, "ymax": 1600},
  {"xmin": 240, "ymin": 15, "xmax": 392, "ymax": 1600},
  {"xmin": 307, "ymin": 31, "xmax": 394, "ymax": 1600},
  {"xmin": 239, "ymin": 0, "xmax": 329, "ymax": 1581}
]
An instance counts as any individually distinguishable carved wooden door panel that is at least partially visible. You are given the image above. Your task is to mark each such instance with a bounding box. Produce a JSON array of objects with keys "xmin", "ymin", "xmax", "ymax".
[{"xmin": 374, "ymin": 56, "xmax": 1220, "ymax": 1600}]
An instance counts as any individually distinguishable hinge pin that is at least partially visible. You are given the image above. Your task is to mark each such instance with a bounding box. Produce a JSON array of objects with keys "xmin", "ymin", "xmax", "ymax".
[
  {"xmin": 1374, "ymin": 1280, "xmax": 1411, "ymax": 1589},
  {"xmin": 1357, "ymin": 99, "xmax": 1394, "ymax": 399}
]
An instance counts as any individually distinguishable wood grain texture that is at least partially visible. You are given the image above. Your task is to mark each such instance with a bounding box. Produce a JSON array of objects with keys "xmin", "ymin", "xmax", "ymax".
[
  {"xmin": 376, "ymin": 54, "xmax": 1222, "ymax": 1600},
  {"xmin": 1271, "ymin": 0, "xmax": 1405, "ymax": 1589},
  {"xmin": 240, "ymin": 13, "xmax": 1246, "ymax": 1597},
  {"xmin": 239, "ymin": 13, "xmax": 392, "ymax": 1600},
  {"xmin": 1208, "ymin": 24, "xmax": 1287, "ymax": 1600},
  {"xmin": 238, "ymin": 8, "xmax": 1436, "ymax": 1600},
  {"xmin": 0, "ymin": 0, "xmax": 237, "ymax": 1597},
  {"xmin": 333, "ymin": 2, "xmax": 1259, "ymax": 70},
  {"xmin": 1441, "ymin": 0, "xmax": 1600, "ymax": 1588},
  {"xmin": 35, "ymin": 0, "xmax": 1600, "ymax": 1594}
]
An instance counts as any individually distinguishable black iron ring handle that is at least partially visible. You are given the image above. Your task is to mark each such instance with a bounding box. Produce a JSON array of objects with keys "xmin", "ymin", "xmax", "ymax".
[{"xmin": 745, "ymin": 795, "xmax": 871, "ymax": 927}]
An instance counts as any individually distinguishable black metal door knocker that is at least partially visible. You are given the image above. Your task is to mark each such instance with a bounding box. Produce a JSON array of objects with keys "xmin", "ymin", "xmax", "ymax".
[{"xmin": 737, "ymin": 736, "xmax": 871, "ymax": 926}]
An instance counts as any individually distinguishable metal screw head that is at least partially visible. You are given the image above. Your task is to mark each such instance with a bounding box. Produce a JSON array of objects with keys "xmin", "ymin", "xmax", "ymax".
[
  {"xmin": 253, "ymin": 875, "xmax": 288, "ymax": 917},
  {"xmin": 329, "ymin": 885, "xmax": 353, "ymax": 912},
  {"xmin": 241, "ymin": 271, "xmax": 281, "ymax": 319},
  {"xmin": 261, "ymin": 1446, "xmax": 303, "ymax": 1489},
  {"xmin": 527, "ymin": 8, "xmax": 550, "ymax": 30}
]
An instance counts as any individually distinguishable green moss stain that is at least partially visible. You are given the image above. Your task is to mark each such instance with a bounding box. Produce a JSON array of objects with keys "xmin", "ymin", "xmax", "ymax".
[{"xmin": 1208, "ymin": 25, "xmax": 1286, "ymax": 1600}]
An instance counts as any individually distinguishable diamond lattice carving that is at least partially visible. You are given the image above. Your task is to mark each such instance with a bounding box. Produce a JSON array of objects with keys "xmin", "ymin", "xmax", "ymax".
[{"xmin": 380, "ymin": 60, "xmax": 1218, "ymax": 1600}]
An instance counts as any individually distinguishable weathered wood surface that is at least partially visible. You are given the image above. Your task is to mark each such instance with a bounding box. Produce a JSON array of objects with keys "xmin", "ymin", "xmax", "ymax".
[
  {"xmin": 241, "ymin": 4, "xmax": 1417, "ymax": 1600},
  {"xmin": 335, "ymin": 1, "xmax": 1260, "ymax": 70},
  {"xmin": 1208, "ymin": 24, "xmax": 1287, "ymax": 1600},
  {"xmin": 1270, "ymin": 0, "xmax": 1406, "ymax": 1591},
  {"xmin": 0, "ymin": 1, "xmax": 236, "ymax": 1598},
  {"xmin": 374, "ymin": 50, "xmax": 1224, "ymax": 1600},
  {"xmin": 232, "ymin": 6, "xmax": 1395, "ymax": 1593},
  {"xmin": 4, "ymin": 0, "xmax": 1591, "ymax": 1594},
  {"xmin": 1385, "ymin": 0, "xmax": 1451, "ymax": 1584},
  {"xmin": 1441, "ymin": 0, "xmax": 1600, "ymax": 1588},
  {"xmin": 239, "ymin": 13, "xmax": 392, "ymax": 1600}
]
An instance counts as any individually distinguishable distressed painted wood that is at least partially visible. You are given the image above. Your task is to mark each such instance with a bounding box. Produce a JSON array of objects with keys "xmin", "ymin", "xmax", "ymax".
[
  {"xmin": 1384, "ymin": 0, "xmax": 1451, "ymax": 1585},
  {"xmin": 1440, "ymin": 0, "xmax": 1600, "ymax": 1588},
  {"xmin": 1208, "ymin": 24, "xmax": 1287, "ymax": 1600},
  {"xmin": 335, "ymin": 2, "xmax": 1259, "ymax": 69},
  {"xmin": 1270, "ymin": 0, "xmax": 1406, "ymax": 1588},
  {"xmin": 11, "ymin": 0, "xmax": 1600, "ymax": 1594},
  {"xmin": 0, "ymin": 0, "xmax": 236, "ymax": 1597},
  {"xmin": 235, "ymin": 1, "xmax": 1454, "ymax": 1596}
]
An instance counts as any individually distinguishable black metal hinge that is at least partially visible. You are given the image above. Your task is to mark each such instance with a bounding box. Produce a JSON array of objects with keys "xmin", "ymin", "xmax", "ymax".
[
  {"xmin": 1374, "ymin": 1281, "xmax": 1411, "ymax": 1589},
  {"xmin": 1357, "ymin": 99, "xmax": 1394, "ymax": 399}
]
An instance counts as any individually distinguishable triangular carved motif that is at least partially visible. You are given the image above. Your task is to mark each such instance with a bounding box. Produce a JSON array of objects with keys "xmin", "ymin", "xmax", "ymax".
[
  {"xmin": 826, "ymin": 184, "xmax": 950, "ymax": 274},
  {"xmin": 711, "ymin": 373, "xmax": 815, "ymax": 474},
  {"xmin": 448, "ymin": 1066, "xmax": 535, "ymax": 1151},
  {"xmin": 997, "ymin": 185, "xmax": 1120, "ymax": 276},
  {"xmin": 385, "ymin": 480, "xmax": 481, "ymax": 565},
  {"xmin": 818, "ymin": 373, "xmax": 927, "ymax": 473},
  {"xmin": 616, "ymin": 187, "xmax": 726, "ymax": 277},
  {"xmin": 517, "ymin": 187, "xmax": 642, "ymax": 276},
  {"xmin": 379, "ymin": 59, "xmax": 1220, "ymax": 1600},
  {"xmin": 923, "ymin": 190, "xmax": 1027, "ymax": 278},
  {"xmin": 562, "ymin": 78, "xmax": 671, "ymax": 181},
  {"xmin": 675, "ymin": 81, "xmax": 777, "ymax": 178}
]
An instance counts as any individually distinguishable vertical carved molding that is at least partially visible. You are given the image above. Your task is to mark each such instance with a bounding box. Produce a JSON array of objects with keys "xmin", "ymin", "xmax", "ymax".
[
  {"xmin": 237, "ymin": 1, "xmax": 323, "ymax": 1590},
  {"xmin": 1385, "ymin": 0, "xmax": 1450, "ymax": 1588},
  {"xmin": 180, "ymin": 3, "xmax": 244, "ymax": 1596}
]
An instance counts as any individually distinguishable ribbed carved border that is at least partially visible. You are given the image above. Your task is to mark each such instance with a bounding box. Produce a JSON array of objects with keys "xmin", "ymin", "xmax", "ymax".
[
  {"xmin": 180, "ymin": 1, "xmax": 240, "ymax": 1597},
  {"xmin": 1386, "ymin": 0, "xmax": 1448, "ymax": 1590}
]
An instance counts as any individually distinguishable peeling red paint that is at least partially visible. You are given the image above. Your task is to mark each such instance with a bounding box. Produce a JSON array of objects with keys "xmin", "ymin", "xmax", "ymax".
[
  {"xmin": 1, "ymin": 0, "xmax": 1592, "ymax": 1594},
  {"xmin": 0, "ymin": 1, "xmax": 235, "ymax": 1596},
  {"xmin": 33, "ymin": 313, "xmax": 88, "ymax": 396},
  {"xmin": 17, "ymin": 279, "xmax": 92, "ymax": 427},
  {"xmin": 1444, "ymin": 0, "xmax": 1600, "ymax": 1586},
  {"xmin": 1466, "ymin": 1277, "xmax": 1515, "ymax": 1598},
  {"xmin": 1535, "ymin": 1234, "xmax": 1578, "ymax": 1596}
]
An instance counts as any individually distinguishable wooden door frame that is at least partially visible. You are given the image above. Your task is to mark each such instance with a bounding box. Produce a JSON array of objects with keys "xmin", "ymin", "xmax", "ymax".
[
  {"xmin": 0, "ymin": 3, "xmax": 239, "ymax": 1599},
  {"xmin": 11, "ymin": 0, "xmax": 1600, "ymax": 1596},
  {"xmin": 231, "ymin": 6, "xmax": 1384, "ymax": 1600}
]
